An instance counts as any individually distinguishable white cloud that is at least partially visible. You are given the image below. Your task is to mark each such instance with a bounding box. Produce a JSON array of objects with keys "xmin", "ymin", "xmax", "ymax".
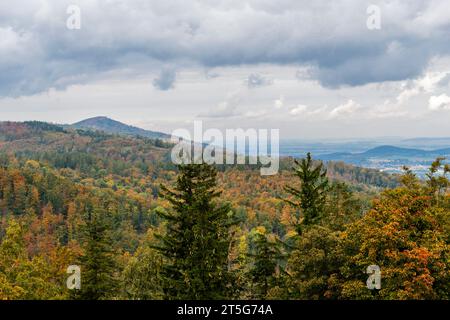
[
  {"xmin": 370, "ymin": 100, "xmax": 408, "ymax": 119},
  {"xmin": 365, "ymin": 70, "xmax": 450, "ymax": 119},
  {"xmin": 289, "ymin": 105, "xmax": 308, "ymax": 116},
  {"xmin": 329, "ymin": 100, "xmax": 361, "ymax": 119},
  {"xmin": 429, "ymin": 94, "xmax": 450, "ymax": 111},
  {"xmin": 395, "ymin": 71, "xmax": 448, "ymax": 105},
  {"xmin": 396, "ymin": 87, "xmax": 420, "ymax": 105},
  {"xmin": 198, "ymin": 91, "xmax": 242, "ymax": 118},
  {"xmin": 416, "ymin": 72, "xmax": 448, "ymax": 93},
  {"xmin": 243, "ymin": 109, "xmax": 268, "ymax": 118},
  {"xmin": 274, "ymin": 96, "xmax": 284, "ymax": 109}
]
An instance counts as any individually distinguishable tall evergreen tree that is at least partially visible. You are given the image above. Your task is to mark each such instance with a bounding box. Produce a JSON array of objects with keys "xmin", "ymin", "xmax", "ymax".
[
  {"xmin": 73, "ymin": 205, "xmax": 117, "ymax": 300},
  {"xmin": 247, "ymin": 231, "xmax": 282, "ymax": 299},
  {"xmin": 285, "ymin": 152, "xmax": 329, "ymax": 235},
  {"xmin": 155, "ymin": 163, "xmax": 236, "ymax": 299}
]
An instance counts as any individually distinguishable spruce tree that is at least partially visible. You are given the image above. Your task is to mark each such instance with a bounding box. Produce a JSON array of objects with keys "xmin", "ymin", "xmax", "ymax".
[
  {"xmin": 247, "ymin": 232, "xmax": 282, "ymax": 299},
  {"xmin": 285, "ymin": 152, "xmax": 329, "ymax": 234},
  {"xmin": 155, "ymin": 163, "xmax": 236, "ymax": 299},
  {"xmin": 73, "ymin": 205, "xmax": 117, "ymax": 300}
]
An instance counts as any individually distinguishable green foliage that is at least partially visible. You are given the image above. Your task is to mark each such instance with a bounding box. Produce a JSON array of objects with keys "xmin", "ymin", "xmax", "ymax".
[
  {"xmin": 286, "ymin": 225, "xmax": 345, "ymax": 299},
  {"xmin": 285, "ymin": 152, "xmax": 329, "ymax": 234},
  {"xmin": 0, "ymin": 219, "xmax": 67, "ymax": 299},
  {"xmin": 24, "ymin": 121, "xmax": 65, "ymax": 133},
  {"xmin": 246, "ymin": 230, "xmax": 283, "ymax": 299},
  {"xmin": 73, "ymin": 207, "xmax": 117, "ymax": 300},
  {"xmin": 426, "ymin": 157, "xmax": 450, "ymax": 203},
  {"xmin": 120, "ymin": 230, "xmax": 164, "ymax": 299},
  {"xmin": 322, "ymin": 181, "xmax": 363, "ymax": 230},
  {"xmin": 154, "ymin": 164, "xmax": 237, "ymax": 299}
]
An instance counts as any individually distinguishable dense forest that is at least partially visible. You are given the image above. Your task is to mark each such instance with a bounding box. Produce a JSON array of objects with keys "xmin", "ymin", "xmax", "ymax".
[{"xmin": 0, "ymin": 121, "xmax": 448, "ymax": 300}]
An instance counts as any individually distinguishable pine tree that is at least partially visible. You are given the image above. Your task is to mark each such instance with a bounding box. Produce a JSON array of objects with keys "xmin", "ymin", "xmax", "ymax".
[
  {"xmin": 247, "ymin": 231, "xmax": 282, "ymax": 299},
  {"xmin": 155, "ymin": 163, "xmax": 236, "ymax": 299},
  {"xmin": 285, "ymin": 152, "xmax": 329, "ymax": 235},
  {"xmin": 73, "ymin": 205, "xmax": 117, "ymax": 300}
]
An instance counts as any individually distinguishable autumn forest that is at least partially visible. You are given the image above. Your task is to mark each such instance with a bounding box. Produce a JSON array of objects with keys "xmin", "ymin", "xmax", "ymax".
[{"xmin": 0, "ymin": 121, "xmax": 448, "ymax": 300}]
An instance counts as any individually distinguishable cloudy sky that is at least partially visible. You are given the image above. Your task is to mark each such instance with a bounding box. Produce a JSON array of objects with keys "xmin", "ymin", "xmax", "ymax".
[{"xmin": 1, "ymin": 0, "xmax": 450, "ymax": 139}]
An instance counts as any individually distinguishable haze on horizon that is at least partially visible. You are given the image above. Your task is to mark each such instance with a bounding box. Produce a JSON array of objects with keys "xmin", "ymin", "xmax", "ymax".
[{"xmin": 1, "ymin": 0, "xmax": 450, "ymax": 139}]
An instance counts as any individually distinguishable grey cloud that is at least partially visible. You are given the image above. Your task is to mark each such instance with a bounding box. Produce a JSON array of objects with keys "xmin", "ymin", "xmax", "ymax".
[
  {"xmin": 247, "ymin": 73, "xmax": 273, "ymax": 88},
  {"xmin": 437, "ymin": 73, "xmax": 450, "ymax": 87},
  {"xmin": 153, "ymin": 68, "xmax": 177, "ymax": 91},
  {"xmin": 204, "ymin": 70, "xmax": 220, "ymax": 79},
  {"xmin": 312, "ymin": 41, "xmax": 434, "ymax": 87},
  {"xmin": 1, "ymin": 0, "xmax": 450, "ymax": 96}
]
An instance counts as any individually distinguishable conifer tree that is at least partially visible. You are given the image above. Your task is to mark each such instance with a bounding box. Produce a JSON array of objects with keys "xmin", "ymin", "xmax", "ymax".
[
  {"xmin": 285, "ymin": 152, "xmax": 329, "ymax": 234},
  {"xmin": 73, "ymin": 205, "xmax": 117, "ymax": 300},
  {"xmin": 247, "ymin": 231, "xmax": 282, "ymax": 299},
  {"xmin": 155, "ymin": 163, "xmax": 236, "ymax": 299}
]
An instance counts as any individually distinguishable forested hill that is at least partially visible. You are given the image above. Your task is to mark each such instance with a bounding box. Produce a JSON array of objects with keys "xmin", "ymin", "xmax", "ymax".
[
  {"xmin": 70, "ymin": 116, "xmax": 170, "ymax": 140},
  {"xmin": 0, "ymin": 120, "xmax": 448, "ymax": 300},
  {"xmin": 0, "ymin": 120, "xmax": 171, "ymax": 170},
  {"xmin": 0, "ymin": 120, "xmax": 398, "ymax": 190}
]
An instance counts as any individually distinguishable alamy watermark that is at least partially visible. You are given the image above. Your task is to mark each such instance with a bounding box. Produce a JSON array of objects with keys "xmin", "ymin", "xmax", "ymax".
[
  {"xmin": 66, "ymin": 265, "xmax": 81, "ymax": 290},
  {"xmin": 367, "ymin": 4, "xmax": 381, "ymax": 30},
  {"xmin": 170, "ymin": 121, "xmax": 279, "ymax": 175},
  {"xmin": 66, "ymin": 5, "xmax": 81, "ymax": 30},
  {"xmin": 366, "ymin": 265, "xmax": 381, "ymax": 290}
]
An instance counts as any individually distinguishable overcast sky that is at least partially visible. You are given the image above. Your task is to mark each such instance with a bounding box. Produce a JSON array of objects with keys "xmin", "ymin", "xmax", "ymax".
[{"xmin": 1, "ymin": 0, "xmax": 450, "ymax": 139}]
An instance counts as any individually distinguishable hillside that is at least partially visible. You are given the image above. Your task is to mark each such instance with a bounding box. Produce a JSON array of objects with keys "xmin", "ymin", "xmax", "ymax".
[
  {"xmin": 0, "ymin": 120, "xmax": 447, "ymax": 301},
  {"xmin": 0, "ymin": 121, "xmax": 170, "ymax": 163},
  {"xmin": 70, "ymin": 116, "xmax": 170, "ymax": 140},
  {"xmin": 0, "ymin": 120, "xmax": 399, "ymax": 190}
]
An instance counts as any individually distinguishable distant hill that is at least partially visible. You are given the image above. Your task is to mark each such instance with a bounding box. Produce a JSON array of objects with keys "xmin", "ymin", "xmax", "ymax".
[
  {"xmin": 0, "ymin": 120, "xmax": 172, "ymax": 177},
  {"xmin": 401, "ymin": 137, "xmax": 450, "ymax": 143},
  {"xmin": 361, "ymin": 145, "xmax": 432, "ymax": 157},
  {"xmin": 320, "ymin": 145, "xmax": 450, "ymax": 161},
  {"xmin": 70, "ymin": 116, "xmax": 170, "ymax": 139}
]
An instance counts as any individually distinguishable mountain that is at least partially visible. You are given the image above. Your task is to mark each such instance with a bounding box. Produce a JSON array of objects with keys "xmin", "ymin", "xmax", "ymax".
[
  {"xmin": 0, "ymin": 120, "xmax": 171, "ymax": 164},
  {"xmin": 401, "ymin": 137, "xmax": 450, "ymax": 144},
  {"xmin": 70, "ymin": 116, "xmax": 170, "ymax": 139},
  {"xmin": 320, "ymin": 145, "xmax": 450, "ymax": 161},
  {"xmin": 360, "ymin": 145, "xmax": 430, "ymax": 157}
]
